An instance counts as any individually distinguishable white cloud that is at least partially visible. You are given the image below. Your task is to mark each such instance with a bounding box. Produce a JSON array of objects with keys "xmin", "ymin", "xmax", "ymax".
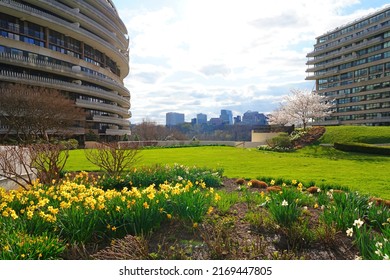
[{"xmin": 116, "ymin": 0, "xmax": 388, "ymax": 124}]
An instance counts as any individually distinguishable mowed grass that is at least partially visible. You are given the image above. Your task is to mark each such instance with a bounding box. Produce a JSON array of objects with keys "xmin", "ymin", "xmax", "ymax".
[
  {"xmin": 66, "ymin": 146, "xmax": 390, "ymax": 200},
  {"xmin": 319, "ymin": 126, "xmax": 390, "ymax": 144}
]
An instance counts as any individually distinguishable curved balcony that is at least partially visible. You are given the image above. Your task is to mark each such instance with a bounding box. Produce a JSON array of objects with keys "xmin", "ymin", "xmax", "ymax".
[
  {"xmin": 0, "ymin": 0, "xmax": 129, "ymax": 78},
  {"xmin": 22, "ymin": 0, "xmax": 127, "ymax": 50},
  {"xmin": 0, "ymin": 70, "xmax": 130, "ymax": 115},
  {"xmin": 85, "ymin": 0, "xmax": 127, "ymax": 32},
  {"xmin": 76, "ymin": 98, "xmax": 130, "ymax": 118},
  {"xmin": 61, "ymin": 0, "xmax": 127, "ymax": 37},
  {"xmin": 0, "ymin": 52, "xmax": 130, "ymax": 100},
  {"xmin": 91, "ymin": 115, "xmax": 130, "ymax": 127}
]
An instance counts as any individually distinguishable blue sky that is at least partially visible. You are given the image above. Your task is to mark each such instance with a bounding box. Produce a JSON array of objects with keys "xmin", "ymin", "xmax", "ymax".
[{"xmin": 113, "ymin": 0, "xmax": 390, "ymax": 124}]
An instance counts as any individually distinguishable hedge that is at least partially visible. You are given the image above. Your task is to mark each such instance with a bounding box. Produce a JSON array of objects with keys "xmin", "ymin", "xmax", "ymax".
[{"xmin": 334, "ymin": 142, "xmax": 390, "ymax": 156}]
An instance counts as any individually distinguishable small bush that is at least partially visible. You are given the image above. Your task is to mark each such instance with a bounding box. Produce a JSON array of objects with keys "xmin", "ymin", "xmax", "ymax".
[{"xmin": 266, "ymin": 133, "xmax": 294, "ymax": 152}]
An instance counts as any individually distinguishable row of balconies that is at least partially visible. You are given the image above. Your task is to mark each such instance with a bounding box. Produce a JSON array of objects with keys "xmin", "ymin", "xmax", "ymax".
[
  {"xmin": 75, "ymin": 98, "xmax": 130, "ymax": 118},
  {"xmin": 22, "ymin": 0, "xmax": 127, "ymax": 51},
  {"xmin": 0, "ymin": 70, "xmax": 130, "ymax": 118},
  {"xmin": 307, "ymin": 22, "xmax": 389, "ymax": 57},
  {"xmin": 62, "ymin": 0, "xmax": 127, "ymax": 38},
  {"xmin": 307, "ymin": 55, "xmax": 390, "ymax": 80},
  {"xmin": 307, "ymin": 37, "xmax": 384, "ymax": 65},
  {"xmin": 0, "ymin": 0, "xmax": 129, "ymax": 77},
  {"xmin": 0, "ymin": 52, "xmax": 130, "ymax": 100}
]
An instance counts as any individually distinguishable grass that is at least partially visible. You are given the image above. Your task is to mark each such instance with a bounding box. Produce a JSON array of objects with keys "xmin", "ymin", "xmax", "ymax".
[
  {"xmin": 319, "ymin": 126, "xmax": 390, "ymax": 144},
  {"xmin": 66, "ymin": 145, "xmax": 390, "ymax": 200}
]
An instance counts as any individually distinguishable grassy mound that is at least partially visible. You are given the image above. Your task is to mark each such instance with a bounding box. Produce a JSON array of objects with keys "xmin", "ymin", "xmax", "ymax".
[{"xmin": 319, "ymin": 126, "xmax": 390, "ymax": 144}]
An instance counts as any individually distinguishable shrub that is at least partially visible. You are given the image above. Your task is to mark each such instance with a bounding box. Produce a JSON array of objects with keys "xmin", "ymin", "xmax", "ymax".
[
  {"xmin": 266, "ymin": 133, "xmax": 294, "ymax": 152},
  {"xmin": 84, "ymin": 142, "xmax": 140, "ymax": 177}
]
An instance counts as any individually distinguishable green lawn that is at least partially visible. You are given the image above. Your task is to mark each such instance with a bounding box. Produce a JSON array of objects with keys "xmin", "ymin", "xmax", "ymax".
[
  {"xmin": 319, "ymin": 126, "xmax": 390, "ymax": 144},
  {"xmin": 66, "ymin": 146, "xmax": 390, "ymax": 200}
]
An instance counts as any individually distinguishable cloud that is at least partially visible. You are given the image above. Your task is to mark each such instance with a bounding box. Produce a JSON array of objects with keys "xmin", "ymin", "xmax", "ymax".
[
  {"xmin": 199, "ymin": 64, "xmax": 231, "ymax": 77},
  {"xmin": 117, "ymin": 0, "xmax": 386, "ymax": 124}
]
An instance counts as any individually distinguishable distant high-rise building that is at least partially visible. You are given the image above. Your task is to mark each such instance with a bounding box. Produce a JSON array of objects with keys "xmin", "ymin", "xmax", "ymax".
[
  {"xmin": 242, "ymin": 111, "xmax": 267, "ymax": 125},
  {"xmin": 234, "ymin": 115, "xmax": 242, "ymax": 124},
  {"xmin": 196, "ymin": 113, "xmax": 207, "ymax": 125},
  {"xmin": 166, "ymin": 112, "xmax": 185, "ymax": 126},
  {"xmin": 220, "ymin": 109, "xmax": 233, "ymax": 125},
  {"xmin": 209, "ymin": 117, "xmax": 224, "ymax": 126},
  {"xmin": 306, "ymin": 5, "xmax": 390, "ymax": 125}
]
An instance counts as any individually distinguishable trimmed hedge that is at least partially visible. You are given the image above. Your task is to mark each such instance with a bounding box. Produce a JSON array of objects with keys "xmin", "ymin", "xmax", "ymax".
[{"xmin": 334, "ymin": 142, "xmax": 390, "ymax": 156}]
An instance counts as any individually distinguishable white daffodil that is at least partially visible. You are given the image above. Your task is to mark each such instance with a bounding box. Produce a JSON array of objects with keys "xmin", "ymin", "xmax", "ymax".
[
  {"xmin": 353, "ymin": 218, "xmax": 364, "ymax": 229},
  {"xmin": 346, "ymin": 227, "xmax": 353, "ymax": 237},
  {"xmin": 281, "ymin": 200, "xmax": 288, "ymax": 207}
]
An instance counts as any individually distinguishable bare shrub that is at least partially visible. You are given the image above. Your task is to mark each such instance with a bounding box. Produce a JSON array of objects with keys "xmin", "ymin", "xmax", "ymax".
[
  {"xmin": 0, "ymin": 146, "xmax": 36, "ymax": 189},
  {"xmin": 28, "ymin": 143, "xmax": 69, "ymax": 184},
  {"xmin": 0, "ymin": 144, "xmax": 68, "ymax": 188},
  {"xmin": 84, "ymin": 142, "xmax": 140, "ymax": 177},
  {"xmin": 92, "ymin": 235, "xmax": 149, "ymax": 260}
]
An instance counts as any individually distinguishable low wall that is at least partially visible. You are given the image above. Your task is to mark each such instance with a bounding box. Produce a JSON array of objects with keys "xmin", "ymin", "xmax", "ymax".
[
  {"xmin": 0, "ymin": 146, "xmax": 36, "ymax": 191},
  {"xmin": 118, "ymin": 140, "xmax": 264, "ymax": 148},
  {"xmin": 251, "ymin": 132, "xmax": 280, "ymax": 143}
]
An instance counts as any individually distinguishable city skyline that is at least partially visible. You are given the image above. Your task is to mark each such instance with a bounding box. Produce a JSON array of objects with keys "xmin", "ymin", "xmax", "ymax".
[{"xmin": 114, "ymin": 0, "xmax": 390, "ymax": 124}]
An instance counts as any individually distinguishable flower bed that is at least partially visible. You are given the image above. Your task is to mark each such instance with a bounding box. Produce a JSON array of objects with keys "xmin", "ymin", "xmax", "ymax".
[{"xmin": 0, "ymin": 166, "xmax": 389, "ymax": 260}]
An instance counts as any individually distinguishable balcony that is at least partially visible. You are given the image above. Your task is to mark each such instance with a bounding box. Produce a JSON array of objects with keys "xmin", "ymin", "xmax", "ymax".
[
  {"xmin": 92, "ymin": 115, "xmax": 130, "ymax": 127},
  {"xmin": 307, "ymin": 24, "xmax": 388, "ymax": 57},
  {"xmin": 22, "ymin": 0, "xmax": 127, "ymax": 50},
  {"xmin": 0, "ymin": 0, "xmax": 129, "ymax": 73},
  {"xmin": 0, "ymin": 52, "xmax": 130, "ymax": 100},
  {"xmin": 76, "ymin": 98, "xmax": 130, "ymax": 118},
  {"xmin": 0, "ymin": 70, "xmax": 130, "ymax": 112}
]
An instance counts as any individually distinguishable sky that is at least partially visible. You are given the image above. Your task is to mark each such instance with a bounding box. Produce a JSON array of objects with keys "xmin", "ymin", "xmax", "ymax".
[{"xmin": 113, "ymin": 0, "xmax": 390, "ymax": 124}]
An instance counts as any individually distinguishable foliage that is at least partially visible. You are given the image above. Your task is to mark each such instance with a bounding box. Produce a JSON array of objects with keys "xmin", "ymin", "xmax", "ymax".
[
  {"xmin": 0, "ymin": 170, "xmax": 217, "ymax": 258},
  {"xmin": 0, "ymin": 83, "xmax": 85, "ymax": 142},
  {"xmin": 84, "ymin": 142, "xmax": 140, "ymax": 177},
  {"xmin": 98, "ymin": 164, "xmax": 223, "ymax": 190},
  {"xmin": 266, "ymin": 133, "xmax": 294, "ymax": 151},
  {"xmin": 321, "ymin": 191, "xmax": 370, "ymax": 231},
  {"xmin": 268, "ymin": 88, "xmax": 331, "ymax": 130}
]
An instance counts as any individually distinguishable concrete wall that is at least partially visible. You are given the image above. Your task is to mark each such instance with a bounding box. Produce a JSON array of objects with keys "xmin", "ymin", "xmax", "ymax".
[
  {"xmin": 0, "ymin": 146, "xmax": 36, "ymax": 191},
  {"xmin": 251, "ymin": 131, "xmax": 280, "ymax": 144}
]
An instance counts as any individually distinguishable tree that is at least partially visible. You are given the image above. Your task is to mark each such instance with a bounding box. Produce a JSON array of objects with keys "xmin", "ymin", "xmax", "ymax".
[
  {"xmin": 0, "ymin": 83, "xmax": 85, "ymax": 142},
  {"xmin": 268, "ymin": 89, "xmax": 331, "ymax": 130}
]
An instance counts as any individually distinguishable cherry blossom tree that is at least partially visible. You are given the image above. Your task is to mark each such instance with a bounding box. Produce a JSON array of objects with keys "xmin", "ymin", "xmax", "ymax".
[{"xmin": 268, "ymin": 88, "xmax": 332, "ymax": 130}]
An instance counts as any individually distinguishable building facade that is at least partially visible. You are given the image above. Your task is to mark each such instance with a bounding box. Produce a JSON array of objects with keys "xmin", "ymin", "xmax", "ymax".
[
  {"xmin": 306, "ymin": 6, "xmax": 390, "ymax": 126},
  {"xmin": 166, "ymin": 112, "xmax": 184, "ymax": 126},
  {"xmin": 242, "ymin": 110, "xmax": 267, "ymax": 125},
  {"xmin": 220, "ymin": 109, "xmax": 233, "ymax": 125},
  {"xmin": 0, "ymin": 0, "xmax": 131, "ymax": 138},
  {"xmin": 196, "ymin": 113, "xmax": 207, "ymax": 125}
]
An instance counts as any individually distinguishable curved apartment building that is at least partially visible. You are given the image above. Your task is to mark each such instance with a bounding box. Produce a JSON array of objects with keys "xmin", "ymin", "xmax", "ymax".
[
  {"xmin": 306, "ymin": 5, "xmax": 390, "ymax": 126},
  {"xmin": 0, "ymin": 0, "xmax": 131, "ymax": 138}
]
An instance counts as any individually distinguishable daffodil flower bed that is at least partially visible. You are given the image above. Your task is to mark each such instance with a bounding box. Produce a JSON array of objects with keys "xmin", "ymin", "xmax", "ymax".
[{"xmin": 0, "ymin": 171, "xmax": 219, "ymax": 259}]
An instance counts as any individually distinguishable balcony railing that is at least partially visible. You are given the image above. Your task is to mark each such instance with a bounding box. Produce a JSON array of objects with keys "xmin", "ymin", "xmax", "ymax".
[
  {"xmin": 307, "ymin": 23, "xmax": 389, "ymax": 57},
  {"xmin": 0, "ymin": 70, "xmax": 130, "ymax": 113},
  {"xmin": 76, "ymin": 98, "xmax": 130, "ymax": 117},
  {"xmin": 25, "ymin": 0, "xmax": 127, "ymax": 50},
  {"xmin": 0, "ymin": 0, "xmax": 129, "ymax": 65},
  {"xmin": 0, "ymin": 52, "xmax": 130, "ymax": 99}
]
